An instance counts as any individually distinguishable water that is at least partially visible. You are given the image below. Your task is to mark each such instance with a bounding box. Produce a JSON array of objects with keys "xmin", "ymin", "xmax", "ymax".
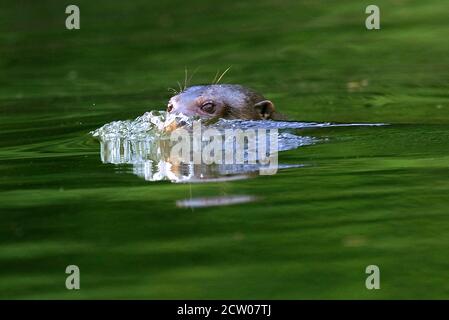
[
  {"xmin": 1, "ymin": 0, "xmax": 449, "ymax": 299},
  {"xmin": 91, "ymin": 111, "xmax": 383, "ymax": 183}
]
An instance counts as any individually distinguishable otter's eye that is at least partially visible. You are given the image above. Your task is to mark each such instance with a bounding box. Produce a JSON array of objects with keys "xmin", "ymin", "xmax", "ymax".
[
  {"xmin": 201, "ymin": 102, "xmax": 215, "ymax": 114},
  {"xmin": 167, "ymin": 104, "xmax": 173, "ymax": 112}
]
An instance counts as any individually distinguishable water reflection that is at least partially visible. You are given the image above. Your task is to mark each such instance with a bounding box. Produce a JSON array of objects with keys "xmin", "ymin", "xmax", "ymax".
[
  {"xmin": 92, "ymin": 111, "xmax": 384, "ymax": 183},
  {"xmin": 99, "ymin": 136, "xmax": 307, "ymax": 183},
  {"xmin": 176, "ymin": 195, "xmax": 257, "ymax": 208}
]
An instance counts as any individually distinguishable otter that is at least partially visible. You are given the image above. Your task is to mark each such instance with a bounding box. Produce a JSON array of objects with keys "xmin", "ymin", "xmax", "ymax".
[{"xmin": 166, "ymin": 84, "xmax": 283, "ymax": 120}]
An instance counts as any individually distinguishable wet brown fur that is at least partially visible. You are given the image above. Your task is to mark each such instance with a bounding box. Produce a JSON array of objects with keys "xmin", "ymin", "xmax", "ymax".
[{"xmin": 167, "ymin": 84, "xmax": 285, "ymax": 121}]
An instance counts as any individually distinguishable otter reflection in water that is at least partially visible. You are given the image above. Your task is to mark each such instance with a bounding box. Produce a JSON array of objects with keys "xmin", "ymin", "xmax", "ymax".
[
  {"xmin": 100, "ymin": 137, "xmax": 270, "ymax": 183},
  {"xmin": 98, "ymin": 121, "xmax": 299, "ymax": 183}
]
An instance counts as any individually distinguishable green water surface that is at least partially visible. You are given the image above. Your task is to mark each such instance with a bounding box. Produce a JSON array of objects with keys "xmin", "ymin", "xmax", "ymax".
[{"xmin": 1, "ymin": 0, "xmax": 449, "ymax": 299}]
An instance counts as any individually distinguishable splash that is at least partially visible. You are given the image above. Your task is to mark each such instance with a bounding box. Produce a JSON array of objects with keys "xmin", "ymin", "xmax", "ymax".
[
  {"xmin": 91, "ymin": 111, "xmax": 193, "ymax": 140},
  {"xmin": 91, "ymin": 111, "xmax": 383, "ymax": 183}
]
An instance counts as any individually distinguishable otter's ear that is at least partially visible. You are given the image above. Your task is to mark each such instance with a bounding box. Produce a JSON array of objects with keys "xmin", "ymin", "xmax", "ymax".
[{"xmin": 254, "ymin": 100, "xmax": 275, "ymax": 119}]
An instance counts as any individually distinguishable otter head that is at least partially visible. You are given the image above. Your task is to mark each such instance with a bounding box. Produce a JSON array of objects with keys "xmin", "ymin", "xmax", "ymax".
[{"xmin": 167, "ymin": 84, "xmax": 276, "ymax": 120}]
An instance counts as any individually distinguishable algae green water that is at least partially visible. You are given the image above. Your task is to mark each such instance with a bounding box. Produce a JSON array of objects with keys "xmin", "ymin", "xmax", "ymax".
[{"xmin": 1, "ymin": 0, "xmax": 449, "ymax": 299}]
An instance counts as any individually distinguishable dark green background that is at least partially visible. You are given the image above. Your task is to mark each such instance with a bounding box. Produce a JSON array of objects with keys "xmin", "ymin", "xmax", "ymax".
[{"xmin": 1, "ymin": 0, "xmax": 448, "ymax": 298}]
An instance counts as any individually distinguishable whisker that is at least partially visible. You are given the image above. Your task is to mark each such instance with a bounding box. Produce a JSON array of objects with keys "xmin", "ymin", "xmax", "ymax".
[
  {"xmin": 168, "ymin": 87, "xmax": 178, "ymax": 95},
  {"xmin": 215, "ymin": 66, "xmax": 231, "ymax": 84},
  {"xmin": 177, "ymin": 81, "xmax": 183, "ymax": 93},
  {"xmin": 212, "ymin": 69, "xmax": 220, "ymax": 84}
]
